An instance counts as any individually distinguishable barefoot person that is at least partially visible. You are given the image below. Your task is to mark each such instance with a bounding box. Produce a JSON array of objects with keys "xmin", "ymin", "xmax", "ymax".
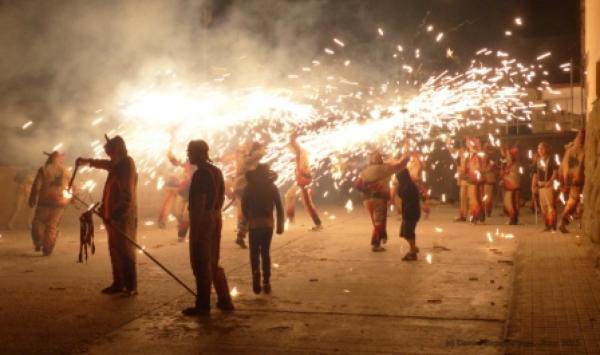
[
  {"xmin": 29, "ymin": 151, "xmax": 69, "ymax": 256},
  {"xmin": 76, "ymin": 135, "xmax": 138, "ymax": 295},
  {"xmin": 182, "ymin": 140, "xmax": 234, "ymax": 316},
  {"xmin": 242, "ymin": 163, "xmax": 284, "ymax": 294}
]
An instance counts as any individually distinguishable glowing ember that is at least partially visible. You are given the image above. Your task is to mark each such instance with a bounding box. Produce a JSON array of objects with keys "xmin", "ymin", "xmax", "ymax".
[
  {"xmin": 22, "ymin": 121, "xmax": 33, "ymax": 130},
  {"xmin": 345, "ymin": 199, "xmax": 353, "ymax": 213},
  {"xmin": 230, "ymin": 287, "xmax": 239, "ymax": 298},
  {"xmin": 426, "ymin": 253, "xmax": 433, "ymax": 264}
]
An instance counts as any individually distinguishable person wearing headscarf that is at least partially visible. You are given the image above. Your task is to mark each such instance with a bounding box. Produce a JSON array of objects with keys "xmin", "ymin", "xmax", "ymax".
[
  {"xmin": 76, "ymin": 135, "xmax": 138, "ymax": 295},
  {"xmin": 29, "ymin": 151, "xmax": 69, "ymax": 255}
]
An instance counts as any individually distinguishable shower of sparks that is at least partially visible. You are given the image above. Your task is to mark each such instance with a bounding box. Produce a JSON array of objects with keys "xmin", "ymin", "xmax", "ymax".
[{"xmin": 70, "ymin": 20, "xmax": 566, "ymax": 197}]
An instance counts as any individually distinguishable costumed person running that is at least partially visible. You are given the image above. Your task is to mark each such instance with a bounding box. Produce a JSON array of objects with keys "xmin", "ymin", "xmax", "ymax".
[
  {"xmin": 355, "ymin": 151, "xmax": 408, "ymax": 252},
  {"xmin": 76, "ymin": 135, "xmax": 139, "ymax": 296},
  {"xmin": 532, "ymin": 142, "xmax": 558, "ymax": 232},
  {"xmin": 29, "ymin": 151, "xmax": 70, "ymax": 256},
  {"xmin": 284, "ymin": 132, "xmax": 322, "ymax": 231},
  {"xmin": 242, "ymin": 163, "xmax": 284, "ymax": 294},
  {"xmin": 500, "ymin": 145, "xmax": 521, "ymax": 225},
  {"xmin": 558, "ymin": 130, "xmax": 585, "ymax": 233},
  {"xmin": 182, "ymin": 140, "xmax": 234, "ymax": 316}
]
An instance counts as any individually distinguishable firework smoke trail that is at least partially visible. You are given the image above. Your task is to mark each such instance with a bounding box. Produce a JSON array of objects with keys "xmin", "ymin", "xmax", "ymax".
[{"xmin": 80, "ymin": 22, "xmax": 556, "ymax": 192}]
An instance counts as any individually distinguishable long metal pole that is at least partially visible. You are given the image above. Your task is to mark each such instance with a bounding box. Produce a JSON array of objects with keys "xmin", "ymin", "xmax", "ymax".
[{"xmin": 72, "ymin": 194, "xmax": 197, "ymax": 297}]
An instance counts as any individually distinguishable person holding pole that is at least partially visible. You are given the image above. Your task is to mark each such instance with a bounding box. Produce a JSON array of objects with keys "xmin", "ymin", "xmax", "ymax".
[{"xmin": 76, "ymin": 135, "xmax": 139, "ymax": 296}]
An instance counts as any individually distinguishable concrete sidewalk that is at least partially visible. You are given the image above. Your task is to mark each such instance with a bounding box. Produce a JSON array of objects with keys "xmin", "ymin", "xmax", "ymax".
[{"xmin": 505, "ymin": 221, "xmax": 600, "ymax": 354}]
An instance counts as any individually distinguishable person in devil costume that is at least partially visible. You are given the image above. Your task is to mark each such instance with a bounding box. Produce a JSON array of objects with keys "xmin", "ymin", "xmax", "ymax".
[
  {"xmin": 76, "ymin": 135, "xmax": 139, "ymax": 296},
  {"xmin": 29, "ymin": 151, "xmax": 69, "ymax": 256}
]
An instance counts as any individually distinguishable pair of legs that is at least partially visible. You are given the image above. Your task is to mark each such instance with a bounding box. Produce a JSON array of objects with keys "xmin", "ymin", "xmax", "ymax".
[
  {"xmin": 364, "ymin": 198, "xmax": 388, "ymax": 250},
  {"xmin": 467, "ymin": 183, "xmax": 485, "ymax": 223},
  {"xmin": 235, "ymin": 196, "xmax": 249, "ymax": 248},
  {"xmin": 285, "ymin": 184, "xmax": 322, "ymax": 227},
  {"xmin": 503, "ymin": 189, "xmax": 520, "ymax": 225},
  {"xmin": 483, "ymin": 184, "xmax": 495, "ymax": 217},
  {"xmin": 249, "ymin": 227, "xmax": 274, "ymax": 294},
  {"xmin": 157, "ymin": 187, "xmax": 177, "ymax": 227},
  {"xmin": 104, "ymin": 216, "xmax": 138, "ymax": 293},
  {"xmin": 31, "ymin": 205, "xmax": 65, "ymax": 255},
  {"xmin": 400, "ymin": 218, "xmax": 419, "ymax": 261},
  {"xmin": 559, "ymin": 185, "xmax": 582, "ymax": 233},
  {"xmin": 538, "ymin": 186, "xmax": 557, "ymax": 231},
  {"xmin": 188, "ymin": 213, "xmax": 233, "ymax": 314},
  {"xmin": 455, "ymin": 182, "xmax": 468, "ymax": 221}
]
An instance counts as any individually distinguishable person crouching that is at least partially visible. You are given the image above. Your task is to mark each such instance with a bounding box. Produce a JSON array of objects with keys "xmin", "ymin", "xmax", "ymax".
[{"xmin": 242, "ymin": 163, "xmax": 284, "ymax": 294}]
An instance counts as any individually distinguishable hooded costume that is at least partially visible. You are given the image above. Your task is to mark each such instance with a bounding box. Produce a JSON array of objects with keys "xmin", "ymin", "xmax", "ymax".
[
  {"xmin": 87, "ymin": 136, "xmax": 138, "ymax": 292},
  {"xmin": 242, "ymin": 163, "xmax": 284, "ymax": 291},
  {"xmin": 29, "ymin": 151, "xmax": 69, "ymax": 255}
]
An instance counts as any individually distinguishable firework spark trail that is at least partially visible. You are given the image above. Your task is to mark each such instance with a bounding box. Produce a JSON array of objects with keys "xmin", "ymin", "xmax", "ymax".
[{"xmin": 77, "ymin": 21, "xmax": 558, "ymax": 193}]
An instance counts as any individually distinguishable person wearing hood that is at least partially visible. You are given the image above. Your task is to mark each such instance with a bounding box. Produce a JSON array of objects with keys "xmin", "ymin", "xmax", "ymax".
[
  {"xmin": 29, "ymin": 151, "xmax": 70, "ymax": 256},
  {"xmin": 242, "ymin": 163, "xmax": 284, "ymax": 294},
  {"xmin": 559, "ymin": 130, "xmax": 585, "ymax": 233},
  {"xmin": 284, "ymin": 132, "xmax": 322, "ymax": 231},
  {"xmin": 233, "ymin": 141, "xmax": 266, "ymax": 249},
  {"xmin": 76, "ymin": 135, "xmax": 138, "ymax": 296}
]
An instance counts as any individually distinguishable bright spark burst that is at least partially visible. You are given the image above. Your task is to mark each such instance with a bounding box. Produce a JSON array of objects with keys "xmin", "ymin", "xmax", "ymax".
[{"xmin": 77, "ymin": 22, "xmax": 562, "ymax": 196}]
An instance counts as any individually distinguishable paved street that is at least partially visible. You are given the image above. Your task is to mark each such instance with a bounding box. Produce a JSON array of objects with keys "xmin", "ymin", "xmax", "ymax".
[{"xmin": 1, "ymin": 204, "xmax": 522, "ymax": 354}]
